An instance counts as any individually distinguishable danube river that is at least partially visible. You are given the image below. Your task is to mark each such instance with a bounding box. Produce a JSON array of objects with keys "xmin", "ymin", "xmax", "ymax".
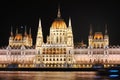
[{"xmin": 0, "ymin": 71, "xmax": 119, "ymax": 80}]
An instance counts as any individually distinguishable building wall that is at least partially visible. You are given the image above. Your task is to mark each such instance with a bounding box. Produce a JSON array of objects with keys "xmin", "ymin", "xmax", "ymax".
[{"xmin": 0, "ymin": 48, "xmax": 36, "ymax": 68}]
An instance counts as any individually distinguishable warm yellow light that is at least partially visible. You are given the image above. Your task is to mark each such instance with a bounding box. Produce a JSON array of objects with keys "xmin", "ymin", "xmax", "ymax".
[
  {"xmin": 51, "ymin": 20, "xmax": 67, "ymax": 29},
  {"xmin": 94, "ymin": 32, "xmax": 103, "ymax": 39}
]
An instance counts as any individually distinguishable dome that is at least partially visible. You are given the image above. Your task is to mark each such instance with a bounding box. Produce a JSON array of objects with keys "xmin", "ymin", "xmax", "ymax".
[
  {"xmin": 14, "ymin": 34, "xmax": 23, "ymax": 40},
  {"xmin": 51, "ymin": 19, "xmax": 67, "ymax": 29},
  {"xmin": 94, "ymin": 32, "xmax": 103, "ymax": 39}
]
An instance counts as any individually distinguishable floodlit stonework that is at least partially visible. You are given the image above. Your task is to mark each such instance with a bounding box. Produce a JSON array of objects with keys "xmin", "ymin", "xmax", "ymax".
[{"xmin": 0, "ymin": 7, "xmax": 120, "ymax": 68}]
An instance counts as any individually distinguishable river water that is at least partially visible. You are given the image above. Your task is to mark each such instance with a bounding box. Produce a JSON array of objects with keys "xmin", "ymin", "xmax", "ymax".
[{"xmin": 0, "ymin": 71, "xmax": 119, "ymax": 80}]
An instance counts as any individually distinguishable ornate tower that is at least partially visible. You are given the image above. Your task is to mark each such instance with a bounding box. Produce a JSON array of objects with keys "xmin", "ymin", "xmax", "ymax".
[
  {"xmin": 9, "ymin": 26, "xmax": 14, "ymax": 46},
  {"xmin": 104, "ymin": 24, "xmax": 109, "ymax": 47},
  {"xmin": 35, "ymin": 6, "xmax": 74, "ymax": 68},
  {"xmin": 28, "ymin": 28, "xmax": 32, "ymax": 46},
  {"xmin": 9, "ymin": 27, "xmax": 33, "ymax": 47},
  {"xmin": 23, "ymin": 26, "xmax": 27, "ymax": 45},
  {"xmin": 35, "ymin": 19, "xmax": 43, "ymax": 50},
  {"xmin": 88, "ymin": 24, "xmax": 93, "ymax": 48},
  {"xmin": 67, "ymin": 17, "xmax": 74, "ymax": 47},
  {"xmin": 50, "ymin": 6, "xmax": 67, "ymax": 44},
  {"xmin": 88, "ymin": 24, "xmax": 109, "ymax": 48}
]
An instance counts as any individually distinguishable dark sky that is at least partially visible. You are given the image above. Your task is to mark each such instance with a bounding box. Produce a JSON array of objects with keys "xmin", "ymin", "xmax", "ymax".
[{"xmin": 0, "ymin": 0, "xmax": 120, "ymax": 46}]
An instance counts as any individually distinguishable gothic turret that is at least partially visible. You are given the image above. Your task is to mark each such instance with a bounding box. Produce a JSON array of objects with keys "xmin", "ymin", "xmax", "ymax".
[
  {"xmin": 88, "ymin": 24, "xmax": 93, "ymax": 48},
  {"xmin": 29, "ymin": 27, "xmax": 32, "ymax": 38},
  {"xmin": 35, "ymin": 18, "xmax": 43, "ymax": 50},
  {"xmin": 9, "ymin": 26, "xmax": 33, "ymax": 47},
  {"xmin": 104, "ymin": 24, "xmax": 109, "ymax": 47},
  {"xmin": 24, "ymin": 26, "xmax": 27, "ymax": 36},
  {"xmin": 10, "ymin": 26, "xmax": 13, "ymax": 36},
  {"xmin": 67, "ymin": 17, "xmax": 74, "ymax": 47}
]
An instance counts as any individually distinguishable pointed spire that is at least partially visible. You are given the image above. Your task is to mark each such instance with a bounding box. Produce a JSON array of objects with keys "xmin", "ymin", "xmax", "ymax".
[
  {"xmin": 29, "ymin": 27, "xmax": 31, "ymax": 37},
  {"xmin": 105, "ymin": 24, "xmax": 108, "ymax": 35},
  {"xmin": 89, "ymin": 24, "xmax": 92, "ymax": 35},
  {"xmin": 69, "ymin": 17, "xmax": 72, "ymax": 27},
  {"xmin": 57, "ymin": 5, "xmax": 61, "ymax": 18},
  {"xmin": 39, "ymin": 18, "xmax": 42, "ymax": 27},
  {"xmin": 16, "ymin": 28, "xmax": 18, "ymax": 34},
  {"xmin": 10, "ymin": 26, "xmax": 13, "ymax": 36},
  {"xmin": 24, "ymin": 26, "xmax": 27, "ymax": 35},
  {"xmin": 29, "ymin": 27, "xmax": 31, "ymax": 34}
]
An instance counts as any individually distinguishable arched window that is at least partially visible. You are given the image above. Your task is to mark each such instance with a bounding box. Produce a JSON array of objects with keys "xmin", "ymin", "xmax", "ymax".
[
  {"xmin": 38, "ymin": 50, "xmax": 40, "ymax": 54},
  {"xmin": 57, "ymin": 37, "xmax": 58, "ymax": 43},
  {"xmin": 38, "ymin": 59, "xmax": 40, "ymax": 61},
  {"xmin": 60, "ymin": 36, "xmax": 62, "ymax": 43},
  {"xmin": 94, "ymin": 44, "xmax": 96, "ymax": 48},
  {"xmin": 101, "ymin": 44, "xmax": 103, "ymax": 48},
  {"xmin": 97, "ymin": 44, "xmax": 99, "ymax": 48}
]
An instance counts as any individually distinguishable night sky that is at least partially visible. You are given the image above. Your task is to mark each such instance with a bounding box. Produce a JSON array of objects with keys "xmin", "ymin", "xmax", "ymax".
[{"xmin": 0, "ymin": 0, "xmax": 120, "ymax": 47}]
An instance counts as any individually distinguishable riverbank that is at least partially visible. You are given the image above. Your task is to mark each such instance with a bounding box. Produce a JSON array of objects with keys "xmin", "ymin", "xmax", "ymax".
[{"xmin": 0, "ymin": 68, "xmax": 105, "ymax": 71}]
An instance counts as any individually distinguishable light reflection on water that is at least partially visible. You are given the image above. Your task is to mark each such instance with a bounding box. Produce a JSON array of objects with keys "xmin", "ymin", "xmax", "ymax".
[{"xmin": 0, "ymin": 71, "xmax": 118, "ymax": 80}]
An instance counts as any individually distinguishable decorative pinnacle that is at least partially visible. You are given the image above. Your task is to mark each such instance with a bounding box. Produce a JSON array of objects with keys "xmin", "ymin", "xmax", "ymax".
[
  {"xmin": 57, "ymin": 5, "xmax": 61, "ymax": 18},
  {"xmin": 39, "ymin": 18, "xmax": 41, "ymax": 27},
  {"xmin": 105, "ymin": 24, "xmax": 108, "ymax": 35},
  {"xmin": 29, "ymin": 27, "xmax": 31, "ymax": 34},
  {"xmin": 90, "ymin": 24, "xmax": 92, "ymax": 35},
  {"xmin": 24, "ymin": 26, "xmax": 27, "ymax": 35},
  {"xmin": 16, "ymin": 28, "xmax": 18, "ymax": 34},
  {"xmin": 69, "ymin": 17, "xmax": 71, "ymax": 27},
  {"xmin": 11, "ymin": 26, "xmax": 13, "ymax": 36}
]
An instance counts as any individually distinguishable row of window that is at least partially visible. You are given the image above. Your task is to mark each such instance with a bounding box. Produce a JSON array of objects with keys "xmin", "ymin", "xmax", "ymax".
[
  {"xmin": 74, "ymin": 52, "xmax": 88, "ymax": 54},
  {"xmin": 43, "ymin": 48, "xmax": 66, "ymax": 51},
  {"xmin": 109, "ymin": 53, "xmax": 120, "ymax": 54},
  {"xmin": 43, "ymin": 54, "xmax": 71, "ymax": 56},
  {"xmin": 7, "ymin": 52, "xmax": 35, "ymax": 55},
  {"xmin": 51, "ymin": 32, "xmax": 66, "ymax": 35},
  {"xmin": 42, "ymin": 55, "xmax": 66, "ymax": 57},
  {"xmin": 42, "ymin": 52, "xmax": 66, "ymax": 54},
  {"xmin": 38, "ymin": 58, "xmax": 71, "ymax": 61},
  {"xmin": 0, "ymin": 53, "xmax": 7, "ymax": 55}
]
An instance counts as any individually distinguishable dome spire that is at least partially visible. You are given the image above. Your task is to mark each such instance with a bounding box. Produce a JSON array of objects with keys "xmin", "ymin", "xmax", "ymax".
[
  {"xmin": 89, "ymin": 24, "xmax": 92, "ymax": 35},
  {"xmin": 57, "ymin": 5, "xmax": 61, "ymax": 18}
]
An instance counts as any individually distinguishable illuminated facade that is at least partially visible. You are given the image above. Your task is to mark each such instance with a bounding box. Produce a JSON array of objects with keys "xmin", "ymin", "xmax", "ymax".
[
  {"xmin": 35, "ymin": 7, "xmax": 74, "ymax": 67},
  {"xmin": 88, "ymin": 24, "xmax": 109, "ymax": 48},
  {"xmin": 9, "ymin": 27, "xmax": 32, "ymax": 47},
  {"xmin": 0, "ymin": 7, "xmax": 120, "ymax": 68},
  {"xmin": 0, "ymin": 27, "xmax": 35, "ymax": 68},
  {"xmin": 0, "ymin": 46, "xmax": 36, "ymax": 68},
  {"xmin": 73, "ymin": 25, "xmax": 118, "ymax": 68}
]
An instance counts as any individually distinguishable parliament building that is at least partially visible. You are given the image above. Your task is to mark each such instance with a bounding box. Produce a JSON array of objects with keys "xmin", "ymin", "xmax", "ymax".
[{"xmin": 0, "ymin": 7, "xmax": 120, "ymax": 68}]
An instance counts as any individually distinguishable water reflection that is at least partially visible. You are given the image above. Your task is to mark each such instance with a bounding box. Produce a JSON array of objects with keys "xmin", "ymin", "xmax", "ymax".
[{"xmin": 0, "ymin": 71, "xmax": 119, "ymax": 80}]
